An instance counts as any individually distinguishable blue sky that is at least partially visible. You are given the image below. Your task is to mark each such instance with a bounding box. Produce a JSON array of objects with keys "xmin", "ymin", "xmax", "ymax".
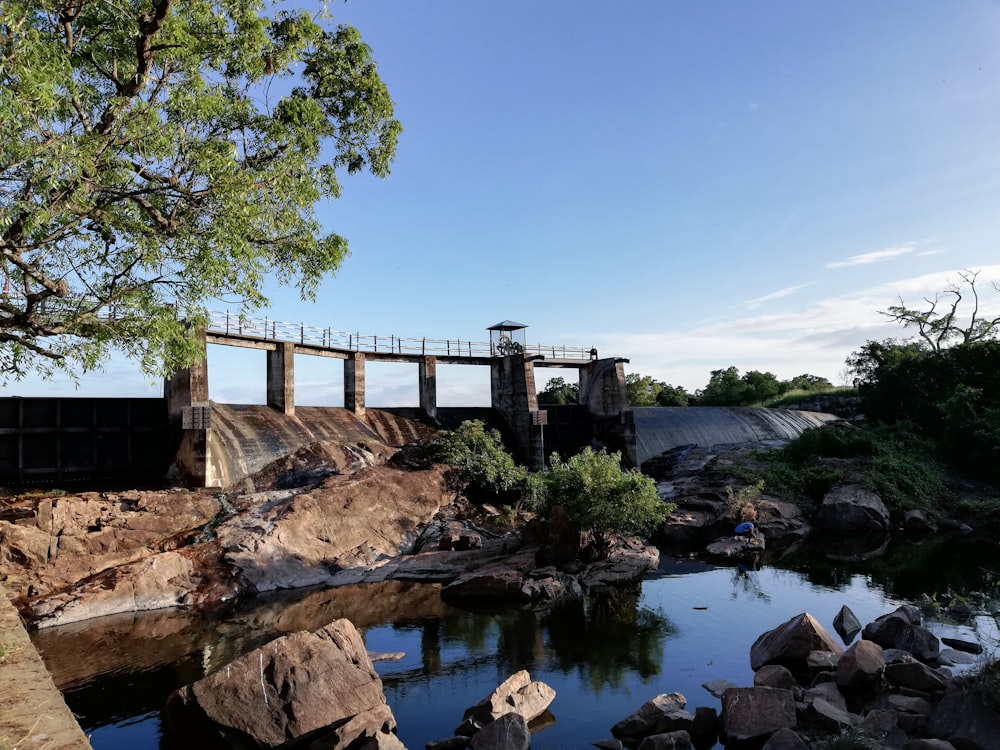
[{"xmin": 16, "ymin": 0, "xmax": 1000, "ymax": 406}]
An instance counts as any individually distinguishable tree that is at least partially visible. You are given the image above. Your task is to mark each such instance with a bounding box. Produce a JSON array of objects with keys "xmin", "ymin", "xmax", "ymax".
[
  {"xmin": 740, "ymin": 370, "xmax": 782, "ymax": 404},
  {"xmin": 0, "ymin": 1, "xmax": 400, "ymax": 380},
  {"xmin": 655, "ymin": 383, "xmax": 690, "ymax": 407},
  {"xmin": 625, "ymin": 373, "xmax": 667, "ymax": 406},
  {"xmin": 696, "ymin": 366, "xmax": 746, "ymax": 406},
  {"xmin": 538, "ymin": 376, "xmax": 579, "ymax": 405},
  {"xmin": 426, "ymin": 420, "xmax": 528, "ymax": 503},
  {"xmin": 539, "ymin": 447, "xmax": 671, "ymax": 540},
  {"xmin": 881, "ymin": 269, "xmax": 1000, "ymax": 352}
]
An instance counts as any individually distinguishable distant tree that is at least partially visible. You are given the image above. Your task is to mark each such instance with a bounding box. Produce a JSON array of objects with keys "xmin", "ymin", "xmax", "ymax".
[
  {"xmin": 0, "ymin": 1, "xmax": 401, "ymax": 381},
  {"xmin": 538, "ymin": 376, "xmax": 579, "ymax": 405},
  {"xmin": 741, "ymin": 370, "xmax": 783, "ymax": 404},
  {"xmin": 655, "ymin": 384, "xmax": 690, "ymax": 407},
  {"xmin": 625, "ymin": 373, "xmax": 667, "ymax": 406},
  {"xmin": 881, "ymin": 269, "xmax": 1000, "ymax": 352},
  {"xmin": 785, "ymin": 374, "xmax": 834, "ymax": 392},
  {"xmin": 696, "ymin": 366, "xmax": 746, "ymax": 406}
]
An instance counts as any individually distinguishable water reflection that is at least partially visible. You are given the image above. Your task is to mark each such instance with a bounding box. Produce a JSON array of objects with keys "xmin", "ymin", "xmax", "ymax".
[{"xmin": 32, "ymin": 534, "xmax": 1000, "ymax": 750}]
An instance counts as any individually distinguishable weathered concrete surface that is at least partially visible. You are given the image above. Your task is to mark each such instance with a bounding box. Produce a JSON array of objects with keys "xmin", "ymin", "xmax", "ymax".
[{"xmin": 0, "ymin": 582, "xmax": 92, "ymax": 750}]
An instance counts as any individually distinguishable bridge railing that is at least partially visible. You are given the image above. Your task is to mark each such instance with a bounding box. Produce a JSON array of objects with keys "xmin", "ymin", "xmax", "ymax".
[{"xmin": 206, "ymin": 310, "xmax": 595, "ymax": 360}]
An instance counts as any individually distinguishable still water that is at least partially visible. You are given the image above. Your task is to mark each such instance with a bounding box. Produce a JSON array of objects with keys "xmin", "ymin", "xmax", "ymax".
[{"xmin": 33, "ymin": 536, "xmax": 1000, "ymax": 750}]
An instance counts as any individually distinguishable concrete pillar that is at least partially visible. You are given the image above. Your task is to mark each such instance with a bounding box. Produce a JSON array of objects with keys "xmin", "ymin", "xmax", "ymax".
[
  {"xmin": 580, "ymin": 358, "xmax": 629, "ymax": 418},
  {"xmin": 419, "ymin": 355, "xmax": 437, "ymax": 419},
  {"xmin": 266, "ymin": 341, "xmax": 295, "ymax": 416},
  {"xmin": 162, "ymin": 327, "xmax": 210, "ymax": 487},
  {"xmin": 163, "ymin": 328, "xmax": 209, "ymax": 418},
  {"xmin": 345, "ymin": 352, "xmax": 366, "ymax": 416},
  {"xmin": 490, "ymin": 354, "xmax": 544, "ymax": 469}
]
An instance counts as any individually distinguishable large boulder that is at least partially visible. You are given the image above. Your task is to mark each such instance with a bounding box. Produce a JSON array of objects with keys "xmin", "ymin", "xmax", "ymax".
[
  {"xmin": 0, "ymin": 490, "xmax": 220, "ymax": 601},
  {"xmin": 720, "ymin": 687, "xmax": 796, "ymax": 742},
  {"xmin": 928, "ymin": 690, "xmax": 1000, "ymax": 750},
  {"xmin": 750, "ymin": 613, "xmax": 844, "ymax": 672},
  {"xmin": 862, "ymin": 606, "xmax": 940, "ymax": 662},
  {"xmin": 814, "ymin": 484, "xmax": 890, "ymax": 531},
  {"xmin": 456, "ymin": 670, "xmax": 555, "ymax": 736},
  {"xmin": 468, "ymin": 713, "xmax": 530, "ymax": 750},
  {"xmin": 165, "ymin": 618, "xmax": 397, "ymax": 749},
  {"xmin": 611, "ymin": 693, "xmax": 688, "ymax": 741},
  {"xmin": 836, "ymin": 639, "xmax": 885, "ymax": 691},
  {"xmin": 217, "ymin": 464, "xmax": 451, "ymax": 591}
]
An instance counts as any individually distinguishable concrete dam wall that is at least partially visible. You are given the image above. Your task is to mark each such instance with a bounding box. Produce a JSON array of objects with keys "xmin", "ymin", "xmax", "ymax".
[{"xmin": 631, "ymin": 406, "xmax": 841, "ymax": 468}]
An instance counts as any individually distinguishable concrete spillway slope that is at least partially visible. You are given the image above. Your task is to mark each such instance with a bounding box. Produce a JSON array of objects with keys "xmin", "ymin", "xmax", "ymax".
[
  {"xmin": 206, "ymin": 405, "xmax": 439, "ymax": 487},
  {"xmin": 632, "ymin": 407, "xmax": 840, "ymax": 467}
]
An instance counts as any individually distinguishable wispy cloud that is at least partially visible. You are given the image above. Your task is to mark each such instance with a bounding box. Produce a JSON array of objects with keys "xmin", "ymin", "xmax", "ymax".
[
  {"xmin": 826, "ymin": 246, "xmax": 914, "ymax": 269},
  {"xmin": 744, "ymin": 282, "xmax": 816, "ymax": 309}
]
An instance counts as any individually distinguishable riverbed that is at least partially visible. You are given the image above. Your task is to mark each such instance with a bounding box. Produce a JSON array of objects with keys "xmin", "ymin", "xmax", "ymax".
[{"xmin": 32, "ymin": 534, "xmax": 1000, "ymax": 750}]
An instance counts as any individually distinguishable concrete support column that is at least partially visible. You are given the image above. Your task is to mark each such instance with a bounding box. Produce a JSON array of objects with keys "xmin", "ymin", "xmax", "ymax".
[
  {"xmin": 345, "ymin": 352, "xmax": 366, "ymax": 416},
  {"xmin": 580, "ymin": 358, "xmax": 629, "ymax": 418},
  {"xmin": 164, "ymin": 328, "xmax": 209, "ymax": 418},
  {"xmin": 490, "ymin": 354, "xmax": 543, "ymax": 469},
  {"xmin": 163, "ymin": 327, "xmax": 210, "ymax": 487},
  {"xmin": 266, "ymin": 341, "xmax": 295, "ymax": 416},
  {"xmin": 419, "ymin": 355, "xmax": 437, "ymax": 419}
]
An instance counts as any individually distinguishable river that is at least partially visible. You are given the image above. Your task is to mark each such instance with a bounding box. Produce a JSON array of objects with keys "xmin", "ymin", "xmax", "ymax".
[{"xmin": 31, "ymin": 534, "xmax": 1000, "ymax": 750}]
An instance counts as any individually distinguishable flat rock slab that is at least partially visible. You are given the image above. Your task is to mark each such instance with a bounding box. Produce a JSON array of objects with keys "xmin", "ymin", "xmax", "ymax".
[{"xmin": 0, "ymin": 583, "xmax": 93, "ymax": 750}]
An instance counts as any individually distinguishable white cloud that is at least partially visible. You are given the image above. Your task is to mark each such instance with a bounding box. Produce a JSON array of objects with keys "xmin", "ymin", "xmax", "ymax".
[
  {"xmin": 744, "ymin": 282, "xmax": 816, "ymax": 309},
  {"xmin": 826, "ymin": 246, "xmax": 914, "ymax": 269}
]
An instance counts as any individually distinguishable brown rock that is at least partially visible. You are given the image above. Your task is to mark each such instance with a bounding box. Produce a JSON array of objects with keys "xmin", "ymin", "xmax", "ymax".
[
  {"xmin": 456, "ymin": 670, "xmax": 555, "ymax": 735},
  {"xmin": 165, "ymin": 618, "xmax": 393, "ymax": 749},
  {"xmin": 928, "ymin": 690, "xmax": 1000, "ymax": 750},
  {"xmin": 836, "ymin": 639, "xmax": 885, "ymax": 690},
  {"xmin": 884, "ymin": 661, "xmax": 948, "ymax": 693},
  {"xmin": 468, "ymin": 713, "xmax": 529, "ymax": 750},
  {"xmin": 761, "ymin": 727, "xmax": 809, "ymax": 750},
  {"xmin": 750, "ymin": 613, "xmax": 844, "ymax": 671},
  {"xmin": 612, "ymin": 693, "xmax": 688, "ymax": 740},
  {"xmin": 815, "ymin": 484, "xmax": 890, "ymax": 531},
  {"xmin": 755, "ymin": 664, "xmax": 796, "ymax": 690},
  {"xmin": 217, "ymin": 464, "xmax": 451, "ymax": 591},
  {"xmin": 637, "ymin": 731, "xmax": 693, "ymax": 750},
  {"xmin": 720, "ymin": 687, "xmax": 796, "ymax": 741}
]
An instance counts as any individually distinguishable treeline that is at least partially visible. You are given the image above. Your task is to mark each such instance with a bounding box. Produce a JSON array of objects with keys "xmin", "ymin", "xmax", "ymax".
[{"xmin": 538, "ymin": 369, "xmax": 837, "ymax": 407}]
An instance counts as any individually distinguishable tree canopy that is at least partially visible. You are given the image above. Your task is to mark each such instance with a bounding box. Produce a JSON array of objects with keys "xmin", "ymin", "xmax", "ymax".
[{"xmin": 0, "ymin": 0, "xmax": 400, "ymax": 380}]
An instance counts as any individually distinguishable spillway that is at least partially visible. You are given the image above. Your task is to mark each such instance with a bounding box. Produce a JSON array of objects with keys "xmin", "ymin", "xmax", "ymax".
[{"xmin": 632, "ymin": 406, "xmax": 840, "ymax": 467}]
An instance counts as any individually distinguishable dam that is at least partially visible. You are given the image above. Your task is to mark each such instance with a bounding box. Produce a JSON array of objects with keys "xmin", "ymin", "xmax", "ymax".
[{"xmin": 0, "ymin": 314, "xmax": 838, "ymax": 488}]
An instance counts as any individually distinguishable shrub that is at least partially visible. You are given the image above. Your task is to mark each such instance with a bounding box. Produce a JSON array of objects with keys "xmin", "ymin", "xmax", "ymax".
[
  {"xmin": 725, "ymin": 480, "xmax": 765, "ymax": 522},
  {"xmin": 426, "ymin": 420, "xmax": 528, "ymax": 503},
  {"xmin": 538, "ymin": 447, "xmax": 672, "ymax": 538}
]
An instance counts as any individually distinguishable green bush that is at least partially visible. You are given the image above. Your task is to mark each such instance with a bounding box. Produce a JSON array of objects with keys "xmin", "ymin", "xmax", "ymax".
[
  {"xmin": 538, "ymin": 447, "xmax": 672, "ymax": 537},
  {"xmin": 426, "ymin": 420, "xmax": 528, "ymax": 503}
]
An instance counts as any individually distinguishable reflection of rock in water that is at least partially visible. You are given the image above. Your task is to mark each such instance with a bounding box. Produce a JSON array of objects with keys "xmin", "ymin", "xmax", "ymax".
[
  {"xmin": 817, "ymin": 532, "xmax": 890, "ymax": 562},
  {"xmin": 32, "ymin": 580, "xmax": 451, "ymax": 690}
]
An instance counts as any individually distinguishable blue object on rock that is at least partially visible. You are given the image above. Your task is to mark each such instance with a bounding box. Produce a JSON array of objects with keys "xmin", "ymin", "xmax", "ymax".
[{"xmin": 734, "ymin": 522, "xmax": 755, "ymax": 535}]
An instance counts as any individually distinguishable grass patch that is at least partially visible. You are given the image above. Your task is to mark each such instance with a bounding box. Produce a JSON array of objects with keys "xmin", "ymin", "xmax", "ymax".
[{"xmin": 0, "ymin": 642, "xmax": 17, "ymax": 662}]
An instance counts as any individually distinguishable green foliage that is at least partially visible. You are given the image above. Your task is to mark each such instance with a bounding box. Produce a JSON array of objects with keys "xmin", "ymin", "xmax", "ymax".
[
  {"xmin": 539, "ymin": 447, "xmax": 672, "ymax": 537},
  {"xmin": 655, "ymin": 383, "xmax": 690, "ymax": 407},
  {"xmin": 725, "ymin": 480, "xmax": 765, "ymax": 522},
  {"xmin": 0, "ymin": 1, "xmax": 401, "ymax": 380},
  {"xmin": 695, "ymin": 366, "xmax": 832, "ymax": 406},
  {"xmin": 426, "ymin": 421, "xmax": 527, "ymax": 503},
  {"xmin": 830, "ymin": 727, "xmax": 877, "ymax": 750},
  {"xmin": 696, "ymin": 366, "xmax": 745, "ymax": 405},
  {"xmin": 537, "ymin": 376, "xmax": 579, "ymax": 405}
]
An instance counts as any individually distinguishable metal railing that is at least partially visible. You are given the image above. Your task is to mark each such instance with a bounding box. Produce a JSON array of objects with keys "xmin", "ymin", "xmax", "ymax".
[{"xmin": 206, "ymin": 310, "xmax": 595, "ymax": 360}]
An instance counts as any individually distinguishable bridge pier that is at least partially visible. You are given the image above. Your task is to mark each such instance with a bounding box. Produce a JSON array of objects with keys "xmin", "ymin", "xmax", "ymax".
[
  {"xmin": 163, "ymin": 329, "xmax": 210, "ymax": 486},
  {"xmin": 266, "ymin": 341, "xmax": 295, "ymax": 416},
  {"xmin": 490, "ymin": 354, "xmax": 545, "ymax": 469},
  {"xmin": 345, "ymin": 352, "xmax": 366, "ymax": 417},
  {"xmin": 419, "ymin": 356, "xmax": 437, "ymax": 419}
]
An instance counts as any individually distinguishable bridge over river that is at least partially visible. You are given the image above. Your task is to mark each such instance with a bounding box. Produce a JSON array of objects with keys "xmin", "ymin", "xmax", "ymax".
[{"xmin": 1, "ymin": 313, "xmax": 837, "ymax": 488}]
